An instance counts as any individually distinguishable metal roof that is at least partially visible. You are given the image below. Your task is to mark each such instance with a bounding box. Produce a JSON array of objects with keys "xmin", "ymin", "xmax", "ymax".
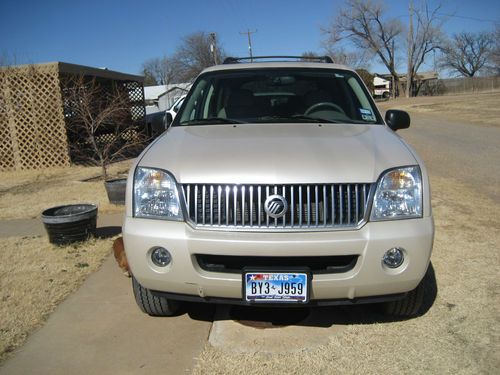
[{"xmin": 1, "ymin": 62, "xmax": 144, "ymax": 82}]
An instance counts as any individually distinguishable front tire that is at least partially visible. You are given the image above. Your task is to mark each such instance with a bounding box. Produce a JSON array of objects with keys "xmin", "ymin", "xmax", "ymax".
[
  {"xmin": 383, "ymin": 267, "xmax": 430, "ymax": 317},
  {"xmin": 132, "ymin": 276, "xmax": 180, "ymax": 316}
]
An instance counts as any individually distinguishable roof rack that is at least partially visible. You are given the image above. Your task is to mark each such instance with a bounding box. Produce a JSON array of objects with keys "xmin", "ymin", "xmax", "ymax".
[{"xmin": 222, "ymin": 56, "xmax": 334, "ymax": 64}]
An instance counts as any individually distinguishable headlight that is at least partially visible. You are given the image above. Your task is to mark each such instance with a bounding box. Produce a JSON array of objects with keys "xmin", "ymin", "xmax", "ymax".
[
  {"xmin": 133, "ymin": 167, "xmax": 183, "ymax": 220},
  {"xmin": 371, "ymin": 166, "xmax": 422, "ymax": 221}
]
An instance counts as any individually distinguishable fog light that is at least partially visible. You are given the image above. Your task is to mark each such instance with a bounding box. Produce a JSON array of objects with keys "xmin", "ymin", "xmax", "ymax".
[
  {"xmin": 151, "ymin": 247, "xmax": 171, "ymax": 267},
  {"xmin": 383, "ymin": 247, "xmax": 405, "ymax": 268}
]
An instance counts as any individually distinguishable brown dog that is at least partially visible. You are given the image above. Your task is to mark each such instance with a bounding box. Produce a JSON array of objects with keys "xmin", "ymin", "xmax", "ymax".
[{"xmin": 113, "ymin": 237, "xmax": 131, "ymax": 277}]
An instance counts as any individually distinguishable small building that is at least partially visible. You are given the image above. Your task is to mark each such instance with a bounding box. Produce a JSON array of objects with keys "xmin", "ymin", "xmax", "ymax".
[
  {"xmin": 0, "ymin": 62, "xmax": 146, "ymax": 171},
  {"xmin": 374, "ymin": 71, "xmax": 438, "ymax": 97},
  {"xmin": 144, "ymin": 83, "xmax": 191, "ymax": 137},
  {"xmin": 144, "ymin": 83, "xmax": 191, "ymax": 115}
]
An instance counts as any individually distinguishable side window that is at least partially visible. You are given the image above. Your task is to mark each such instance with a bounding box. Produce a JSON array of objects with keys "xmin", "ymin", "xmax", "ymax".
[
  {"xmin": 180, "ymin": 80, "xmax": 208, "ymax": 122},
  {"xmin": 347, "ymin": 76, "xmax": 375, "ymax": 121}
]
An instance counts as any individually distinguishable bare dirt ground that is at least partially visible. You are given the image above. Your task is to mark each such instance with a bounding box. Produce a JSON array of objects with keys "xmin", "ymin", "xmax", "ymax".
[
  {"xmin": 0, "ymin": 160, "xmax": 131, "ymax": 220},
  {"xmin": 0, "ymin": 236, "xmax": 113, "ymax": 362}
]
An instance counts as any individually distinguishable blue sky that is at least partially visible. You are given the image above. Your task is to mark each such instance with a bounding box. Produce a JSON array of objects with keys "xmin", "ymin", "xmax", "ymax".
[{"xmin": 1, "ymin": 0, "xmax": 498, "ymax": 75}]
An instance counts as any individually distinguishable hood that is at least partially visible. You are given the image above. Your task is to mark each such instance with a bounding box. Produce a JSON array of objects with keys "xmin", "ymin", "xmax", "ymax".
[{"xmin": 138, "ymin": 123, "xmax": 416, "ymax": 184}]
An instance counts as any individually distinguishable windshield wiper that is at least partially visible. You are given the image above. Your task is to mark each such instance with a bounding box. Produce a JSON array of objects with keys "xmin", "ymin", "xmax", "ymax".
[
  {"xmin": 255, "ymin": 115, "xmax": 339, "ymax": 124},
  {"xmin": 180, "ymin": 117, "xmax": 246, "ymax": 125},
  {"xmin": 290, "ymin": 115, "xmax": 340, "ymax": 123}
]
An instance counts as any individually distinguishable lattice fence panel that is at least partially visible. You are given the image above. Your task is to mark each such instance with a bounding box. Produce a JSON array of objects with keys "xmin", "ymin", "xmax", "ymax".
[
  {"xmin": 61, "ymin": 76, "xmax": 147, "ymax": 166},
  {"xmin": 0, "ymin": 64, "xmax": 70, "ymax": 171},
  {"xmin": 0, "ymin": 71, "xmax": 16, "ymax": 170}
]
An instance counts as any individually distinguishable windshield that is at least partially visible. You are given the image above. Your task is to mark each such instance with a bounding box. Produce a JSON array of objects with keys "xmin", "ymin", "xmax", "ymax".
[{"xmin": 177, "ymin": 68, "xmax": 382, "ymax": 126}]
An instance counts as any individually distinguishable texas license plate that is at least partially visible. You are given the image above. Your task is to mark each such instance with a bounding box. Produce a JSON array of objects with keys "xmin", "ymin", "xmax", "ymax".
[{"xmin": 243, "ymin": 271, "xmax": 309, "ymax": 303}]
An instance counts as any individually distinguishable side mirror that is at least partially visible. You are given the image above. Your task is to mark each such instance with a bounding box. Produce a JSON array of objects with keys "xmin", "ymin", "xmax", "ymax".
[
  {"xmin": 163, "ymin": 112, "xmax": 173, "ymax": 130},
  {"xmin": 385, "ymin": 110, "xmax": 410, "ymax": 131}
]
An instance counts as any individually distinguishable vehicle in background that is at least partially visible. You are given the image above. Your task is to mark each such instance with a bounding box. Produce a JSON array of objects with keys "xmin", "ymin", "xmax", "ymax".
[{"xmin": 373, "ymin": 76, "xmax": 391, "ymax": 98}]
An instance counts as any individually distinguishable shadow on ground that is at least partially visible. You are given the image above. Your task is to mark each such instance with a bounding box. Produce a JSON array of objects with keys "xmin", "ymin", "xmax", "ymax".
[
  {"xmin": 95, "ymin": 226, "xmax": 121, "ymax": 239},
  {"xmin": 179, "ymin": 263, "xmax": 437, "ymax": 329}
]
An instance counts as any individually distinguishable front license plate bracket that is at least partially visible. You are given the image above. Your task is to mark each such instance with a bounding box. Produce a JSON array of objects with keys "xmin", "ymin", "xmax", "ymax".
[{"xmin": 242, "ymin": 268, "xmax": 311, "ymax": 303}]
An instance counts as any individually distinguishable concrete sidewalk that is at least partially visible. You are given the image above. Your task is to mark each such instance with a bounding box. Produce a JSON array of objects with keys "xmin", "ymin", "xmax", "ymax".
[
  {"xmin": 0, "ymin": 213, "xmax": 124, "ymax": 238},
  {"xmin": 0, "ymin": 213, "xmax": 212, "ymax": 374}
]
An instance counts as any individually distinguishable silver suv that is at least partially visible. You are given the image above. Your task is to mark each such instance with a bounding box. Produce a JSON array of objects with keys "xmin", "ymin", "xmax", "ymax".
[{"xmin": 124, "ymin": 56, "xmax": 434, "ymax": 317}]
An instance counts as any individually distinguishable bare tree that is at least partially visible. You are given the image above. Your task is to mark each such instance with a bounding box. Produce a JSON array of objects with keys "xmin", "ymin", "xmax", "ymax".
[
  {"xmin": 490, "ymin": 25, "xmax": 500, "ymax": 76},
  {"xmin": 407, "ymin": 1, "xmax": 445, "ymax": 95},
  {"xmin": 322, "ymin": 44, "xmax": 371, "ymax": 69},
  {"xmin": 141, "ymin": 56, "xmax": 176, "ymax": 86},
  {"xmin": 323, "ymin": 0, "xmax": 403, "ymax": 93},
  {"xmin": 171, "ymin": 32, "xmax": 225, "ymax": 82},
  {"xmin": 439, "ymin": 31, "xmax": 495, "ymax": 77},
  {"xmin": 63, "ymin": 76, "xmax": 150, "ymax": 179}
]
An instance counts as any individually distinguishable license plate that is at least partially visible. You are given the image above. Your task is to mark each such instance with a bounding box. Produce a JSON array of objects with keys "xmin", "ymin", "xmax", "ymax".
[{"xmin": 243, "ymin": 271, "xmax": 309, "ymax": 303}]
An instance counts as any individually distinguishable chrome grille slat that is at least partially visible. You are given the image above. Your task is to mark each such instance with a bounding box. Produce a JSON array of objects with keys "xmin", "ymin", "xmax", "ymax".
[
  {"xmin": 217, "ymin": 185, "xmax": 222, "ymax": 226},
  {"xmin": 182, "ymin": 183, "xmax": 373, "ymax": 231}
]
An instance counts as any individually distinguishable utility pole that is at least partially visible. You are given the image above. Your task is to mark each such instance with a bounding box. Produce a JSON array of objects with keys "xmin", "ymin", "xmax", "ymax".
[
  {"xmin": 406, "ymin": 0, "xmax": 413, "ymax": 98},
  {"xmin": 240, "ymin": 29, "xmax": 257, "ymax": 61},
  {"xmin": 391, "ymin": 39, "xmax": 396, "ymax": 98},
  {"xmin": 209, "ymin": 32, "xmax": 219, "ymax": 65}
]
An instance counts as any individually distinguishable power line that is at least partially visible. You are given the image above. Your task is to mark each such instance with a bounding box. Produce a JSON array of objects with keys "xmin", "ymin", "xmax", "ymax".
[
  {"xmin": 239, "ymin": 29, "xmax": 257, "ymax": 61},
  {"xmin": 436, "ymin": 12, "xmax": 498, "ymax": 24}
]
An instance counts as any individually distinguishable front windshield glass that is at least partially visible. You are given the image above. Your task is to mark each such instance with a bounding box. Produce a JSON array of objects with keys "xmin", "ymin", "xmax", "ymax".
[{"xmin": 177, "ymin": 68, "xmax": 382, "ymax": 126}]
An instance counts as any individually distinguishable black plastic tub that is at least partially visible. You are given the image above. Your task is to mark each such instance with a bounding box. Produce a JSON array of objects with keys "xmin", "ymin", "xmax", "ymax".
[
  {"xmin": 104, "ymin": 179, "xmax": 127, "ymax": 205},
  {"xmin": 41, "ymin": 204, "xmax": 98, "ymax": 245}
]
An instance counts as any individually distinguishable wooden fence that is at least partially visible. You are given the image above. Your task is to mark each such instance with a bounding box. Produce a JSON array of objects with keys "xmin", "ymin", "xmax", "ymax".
[
  {"xmin": 0, "ymin": 63, "xmax": 70, "ymax": 170},
  {"xmin": 0, "ymin": 63, "xmax": 145, "ymax": 171}
]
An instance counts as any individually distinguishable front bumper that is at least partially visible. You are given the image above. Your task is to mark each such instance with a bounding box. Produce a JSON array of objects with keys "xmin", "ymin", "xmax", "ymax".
[{"xmin": 123, "ymin": 216, "xmax": 434, "ymax": 302}]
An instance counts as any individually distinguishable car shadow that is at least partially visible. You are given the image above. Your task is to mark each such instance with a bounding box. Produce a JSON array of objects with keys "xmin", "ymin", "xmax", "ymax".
[{"xmin": 182, "ymin": 263, "xmax": 438, "ymax": 328}]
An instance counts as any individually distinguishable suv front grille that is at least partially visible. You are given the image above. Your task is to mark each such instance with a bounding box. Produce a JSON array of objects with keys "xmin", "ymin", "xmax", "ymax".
[{"xmin": 181, "ymin": 183, "xmax": 372, "ymax": 231}]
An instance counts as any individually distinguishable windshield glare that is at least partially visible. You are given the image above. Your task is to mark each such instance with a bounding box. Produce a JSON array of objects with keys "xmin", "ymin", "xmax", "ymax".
[{"xmin": 178, "ymin": 68, "xmax": 381, "ymax": 126}]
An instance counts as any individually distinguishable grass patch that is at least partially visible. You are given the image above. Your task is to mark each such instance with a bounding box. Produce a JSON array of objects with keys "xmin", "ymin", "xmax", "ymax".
[
  {"xmin": 0, "ymin": 160, "xmax": 132, "ymax": 220},
  {"xmin": 378, "ymin": 91, "xmax": 500, "ymax": 127},
  {"xmin": 0, "ymin": 235, "xmax": 113, "ymax": 362}
]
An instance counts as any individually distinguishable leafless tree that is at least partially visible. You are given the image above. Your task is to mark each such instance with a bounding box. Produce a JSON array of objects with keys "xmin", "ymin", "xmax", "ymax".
[
  {"xmin": 63, "ymin": 75, "xmax": 150, "ymax": 179},
  {"xmin": 407, "ymin": 2, "xmax": 446, "ymax": 95},
  {"xmin": 322, "ymin": 44, "xmax": 371, "ymax": 69},
  {"xmin": 141, "ymin": 56, "xmax": 176, "ymax": 86},
  {"xmin": 323, "ymin": 0, "xmax": 403, "ymax": 93},
  {"xmin": 490, "ymin": 25, "xmax": 500, "ymax": 76},
  {"xmin": 439, "ymin": 31, "xmax": 495, "ymax": 77},
  {"xmin": 171, "ymin": 31, "xmax": 225, "ymax": 82}
]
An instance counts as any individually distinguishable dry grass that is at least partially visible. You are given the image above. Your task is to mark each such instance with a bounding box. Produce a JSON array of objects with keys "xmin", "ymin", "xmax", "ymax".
[
  {"xmin": 378, "ymin": 91, "xmax": 500, "ymax": 127},
  {"xmin": 192, "ymin": 175, "xmax": 500, "ymax": 374},
  {"xmin": 0, "ymin": 235, "xmax": 113, "ymax": 362},
  {"xmin": 0, "ymin": 160, "xmax": 132, "ymax": 220}
]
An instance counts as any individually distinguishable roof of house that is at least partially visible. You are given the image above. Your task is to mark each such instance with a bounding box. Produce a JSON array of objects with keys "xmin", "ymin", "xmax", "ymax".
[{"xmin": 144, "ymin": 83, "xmax": 192, "ymax": 100}]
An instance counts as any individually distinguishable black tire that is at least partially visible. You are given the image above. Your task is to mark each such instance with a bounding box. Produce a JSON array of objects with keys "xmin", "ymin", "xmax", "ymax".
[
  {"xmin": 382, "ymin": 91, "xmax": 390, "ymax": 99},
  {"xmin": 132, "ymin": 276, "xmax": 180, "ymax": 316},
  {"xmin": 383, "ymin": 271, "xmax": 427, "ymax": 317}
]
